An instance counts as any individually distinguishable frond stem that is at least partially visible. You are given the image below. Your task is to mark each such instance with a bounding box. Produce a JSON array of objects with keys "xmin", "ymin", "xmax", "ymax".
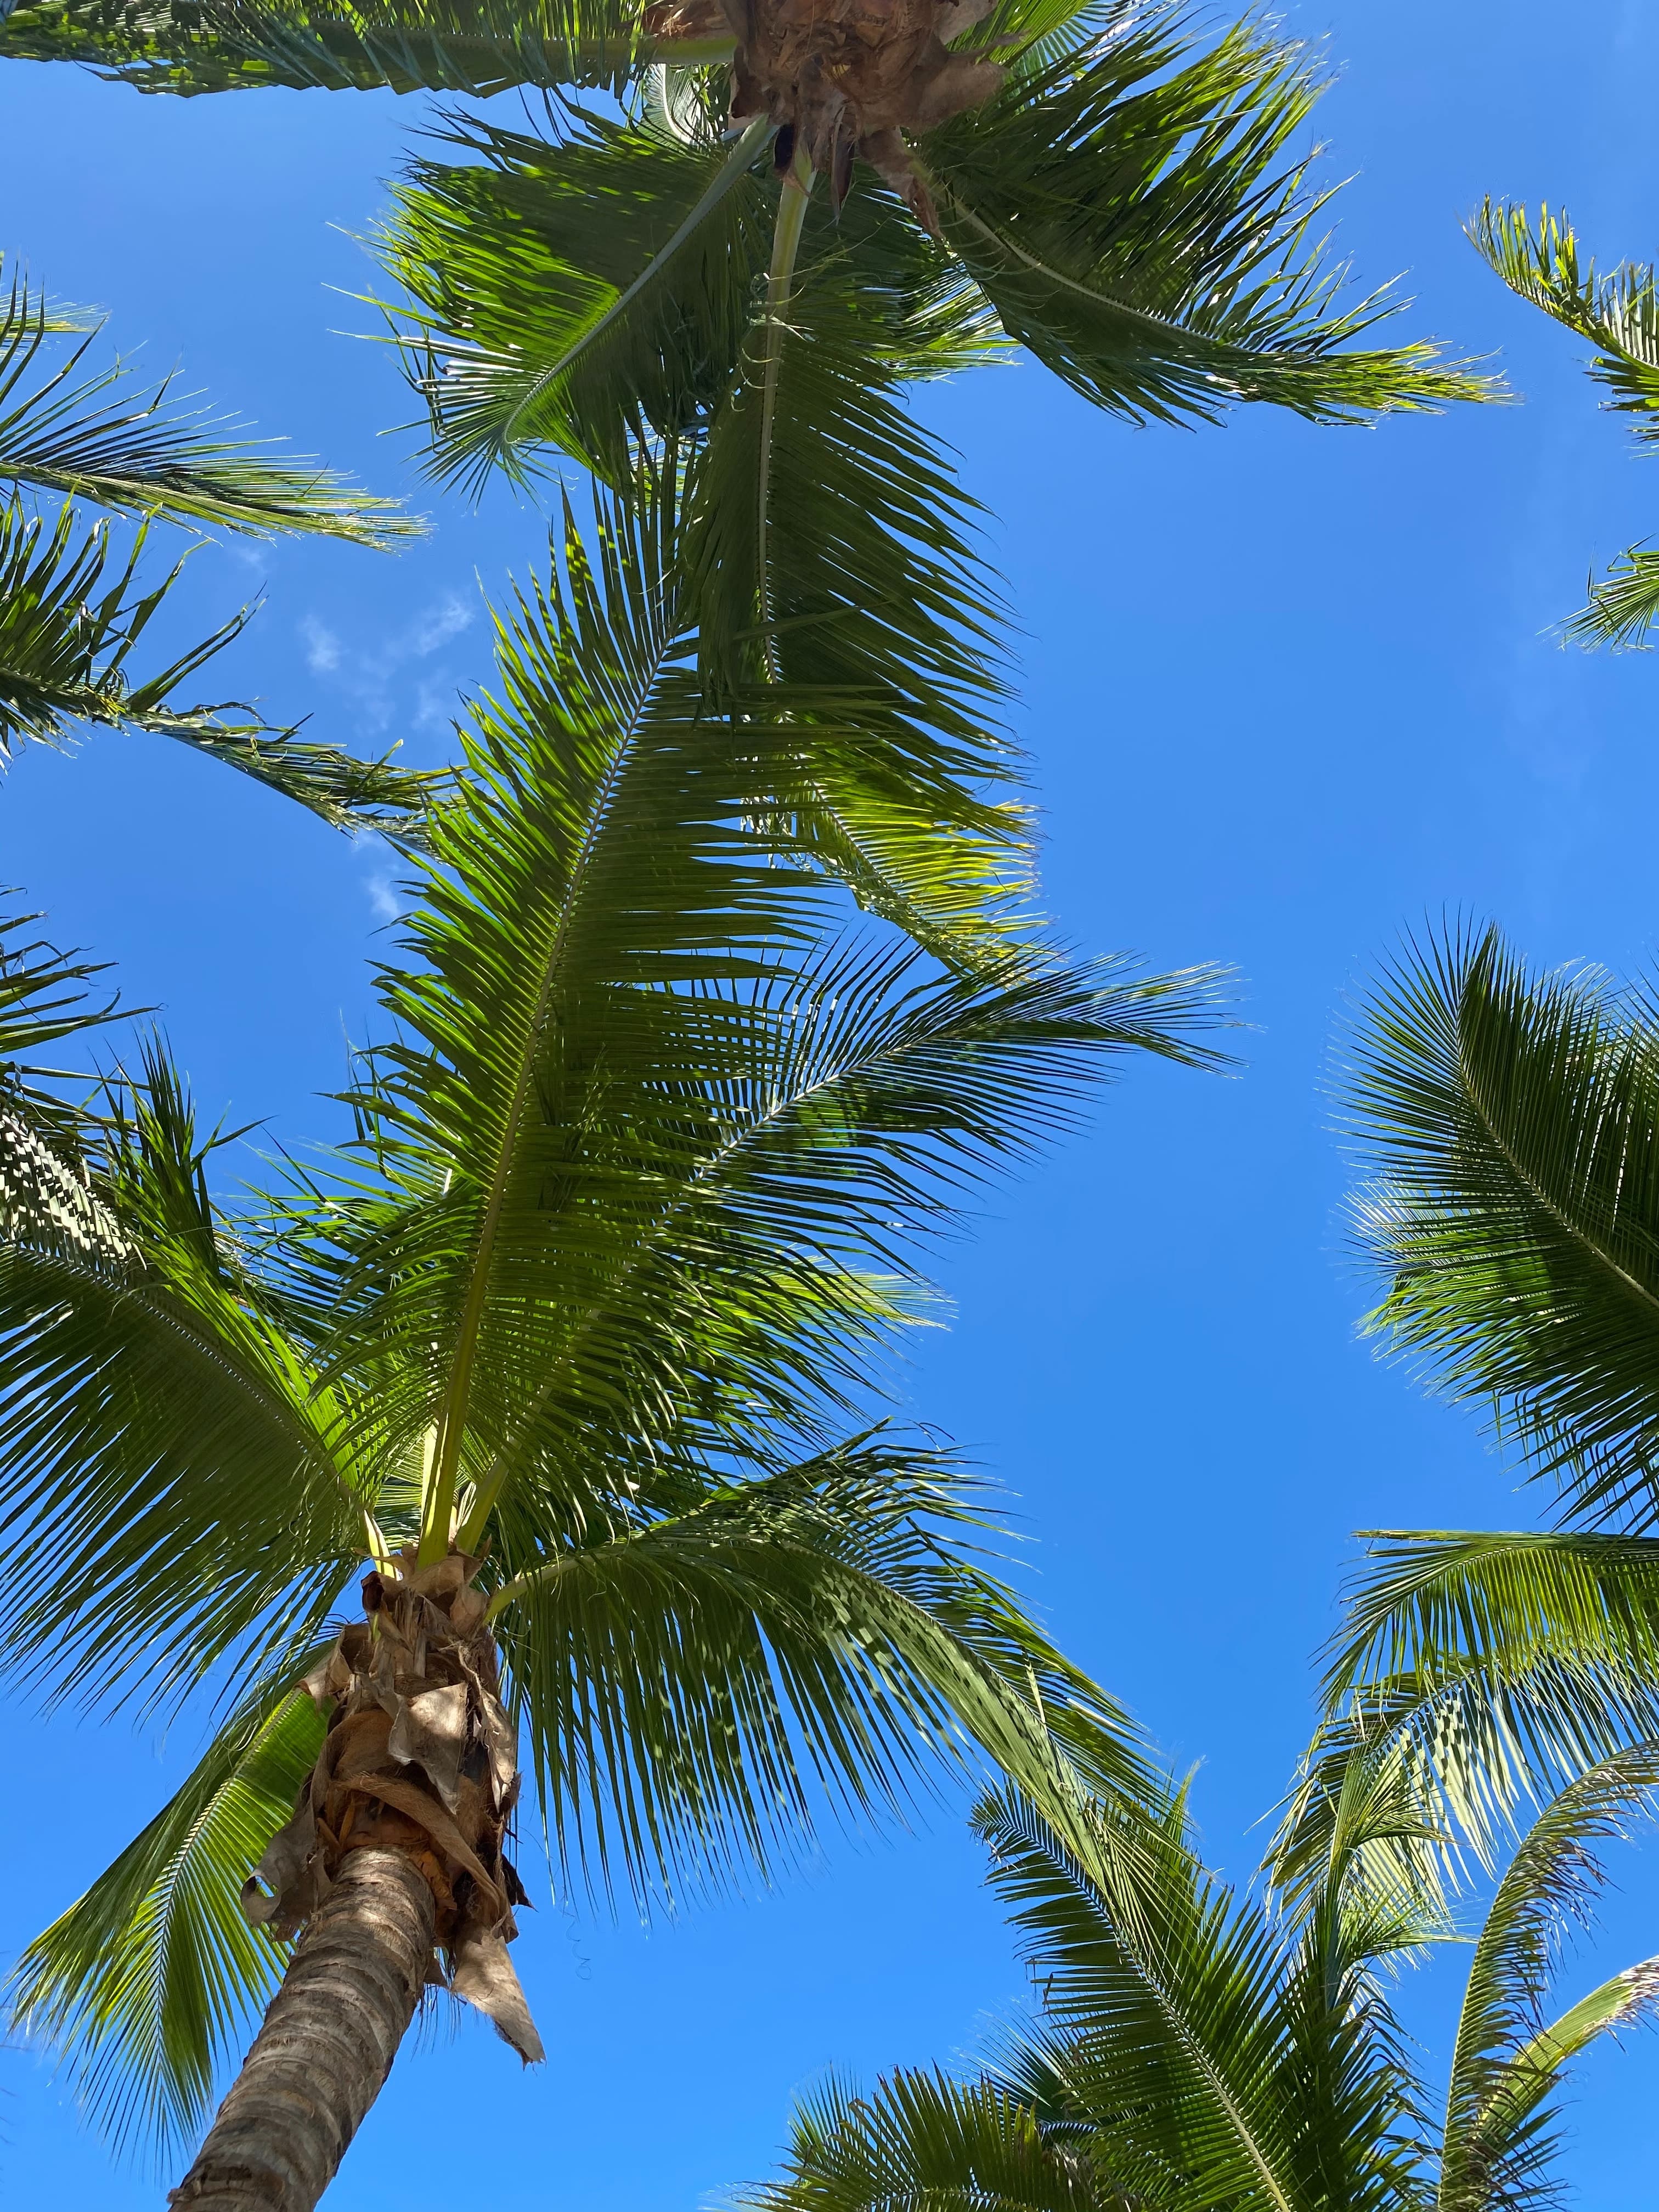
[{"xmin": 757, "ymin": 140, "xmax": 817, "ymax": 680}]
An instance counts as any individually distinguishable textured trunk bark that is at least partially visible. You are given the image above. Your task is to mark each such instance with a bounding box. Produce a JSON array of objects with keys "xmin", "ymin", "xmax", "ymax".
[{"xmin": 168, "ymin": 1847, "xmax": 435, "ymax": 2211}]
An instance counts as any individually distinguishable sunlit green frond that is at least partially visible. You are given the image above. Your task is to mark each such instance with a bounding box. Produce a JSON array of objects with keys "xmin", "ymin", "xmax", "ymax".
[
  {"xmin": 7, "ymin": 1672, "xmax": 328, "ymax": 2154},
  {"xmin": 294, "ymin": 478, "xmax": 1227, "ymax": 1560},
  {"xmin": 0, "ymin": 1037, "xmax": 362, "ymax": 1716},
  {"xmin": 742, "ymin": 2065, "xmax": 1088, "ymax": 2212},
  {"xmin": 0, "ymin": 271, "xmax": 417, "ymax": 542},
  {"xmin": 1342, "ymin": 923, "xmax": 1659, "ymax": 1526},
  {"xmin": 921, "ymin": 15, "xmax": 1490, "ymax": 429},
  {"xmin": 381, "ymin": 111, "xmax": 1024, "ymax": 956},
  {"xmin": 1440, "ymin": 1746, "xmax": 1659, "ymax": 2212},
  {"xmin": 1469, "ymin": 201, "xmax": 1659, "ymax": 435},
  {"xmin": 1326, "ymin": 1532, "xmax": 1659, "ymax": 1822},
  {"xmin": 0, "ymin": 501, "xmax": 445, "ymax": 834},
  {"xmin": 972, "ymin": 1784, "xmax": 1346, "ymax": 2212},
  {"xmin": 1561, "ymin": 544, "xmax": 1659, "ymax": 651},
  {"xmin": 1271, "ymin": 1714, "xmax": 1455, "ymax": 2015},
  {"xmin": 0, "ymin": 0, "xmax": 651, "ymax": 96},
  {"xmin": 1470, "ymin": 201, "xmax": 1659, "ymax": 648},
  {"xmin": 491, "ymin": 1434, "xmax": 1163, "ymax": 1911}
]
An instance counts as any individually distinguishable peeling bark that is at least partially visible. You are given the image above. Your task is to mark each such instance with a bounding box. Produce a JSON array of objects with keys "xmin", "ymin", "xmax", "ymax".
[
  {"xmin": 171, "ymin": 1551, "xmax": 542, "ymax": 2208},
  {"xmin": 167, "ymin": 1847, "xmax": 435, "ymax": 2211}
]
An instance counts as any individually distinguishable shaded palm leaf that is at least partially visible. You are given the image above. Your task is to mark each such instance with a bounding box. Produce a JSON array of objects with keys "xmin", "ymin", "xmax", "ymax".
[
  {"xmin": 381, "ymin": 109, "xmax": 1023, "ymax": 954},
  {"xmin": 0, "ymin": 0, "xmax": 655, "ymax": 94}
]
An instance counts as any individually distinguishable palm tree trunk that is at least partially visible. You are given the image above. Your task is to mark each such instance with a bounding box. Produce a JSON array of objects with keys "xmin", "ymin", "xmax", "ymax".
[{"xmin": 167, "ymin": 1847, "xmax": 435, "ymax": 2211}]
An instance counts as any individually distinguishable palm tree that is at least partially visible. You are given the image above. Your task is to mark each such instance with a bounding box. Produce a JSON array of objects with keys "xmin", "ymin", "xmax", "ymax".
[
  {"xmin": 0, "ymin": 261, "xmax": 440, "ymax": 836},
  {"xmin": 2, "ymin": 475, "xmax": 1222, "ymax": 2208},
  {"xmin": 738, "ymin": 1696, "xmax": 1659, "ymax": 2212},
  {"xmin": 1474, "ymin": 201, "xmax": 1659, "ymax": 647},
  {"xmin": 3, "ymin": 0, "xmax": 1491, "ymax": 956}
]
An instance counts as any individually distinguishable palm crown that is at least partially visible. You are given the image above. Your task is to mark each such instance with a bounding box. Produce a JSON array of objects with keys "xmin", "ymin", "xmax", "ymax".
[
  {"xmin": 740, "ymin": 1701, "xmax": 1659, "ymax": 2212},
  {"xmin": 3, "ymin": 0, "xmax": 1491, "ymax": 959},
  {"xmin": 2, "ymin": 476, "xmax": 1223, "ymax": 2164}
]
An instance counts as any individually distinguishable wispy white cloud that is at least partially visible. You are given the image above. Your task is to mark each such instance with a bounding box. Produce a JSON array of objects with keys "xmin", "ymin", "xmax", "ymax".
[
  {"xmin": 296, "ymin": 585, "xmax": 479, "ymax": 744},
  {"xmin": 409, "ymin": 591, "xmax": 474, "ymax": 658},
  {"xmin": 359, "ymin": 834, "xmax": 408, "ymax": 925},
  {"xmin": 301, "ymin": 615, "xmax": 342, "ymax": 674}
]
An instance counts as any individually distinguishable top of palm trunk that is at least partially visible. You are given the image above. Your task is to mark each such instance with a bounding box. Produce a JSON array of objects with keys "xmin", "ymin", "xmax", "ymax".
[{"xmin": 643, "ymin": 0, "xmax": 1003, "ymax": 224}]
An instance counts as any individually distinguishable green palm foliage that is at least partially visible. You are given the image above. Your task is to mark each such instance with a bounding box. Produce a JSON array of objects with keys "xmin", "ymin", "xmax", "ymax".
[
  {"xmin": 3, "ymin": 478, "xmax": 1222, "ymax": 2152},
  {"xmin": 742, "ymin": 1712, "xmax": 1659, "ymax": 2212},
  {"xmin": 1293, "ymin": 926, "xmax": 1659, "ymax": 1907},
  {"xmin": 0, "ymin": 265, "xmax": 438, "ymax": 833},
  {"xmin": 3, "ymin": 2, "xmax": 1491, "ymax": 946},
  {"xmin": 374, "ymin": 12, "xmax": 1485, "ymax": 922},
  {"xmin": 1341, "ymin": 924, "xmax": 1659, "ymax": 1526},
  {"xmin": 1473, "ymin": 200, "xmax": 1659, "ymax": 647}
]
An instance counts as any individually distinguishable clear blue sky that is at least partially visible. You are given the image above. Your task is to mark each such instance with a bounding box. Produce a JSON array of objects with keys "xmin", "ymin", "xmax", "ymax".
[{"xmin": 4, "ymin": 3, "xmax": 1659, "ymax": 2203}]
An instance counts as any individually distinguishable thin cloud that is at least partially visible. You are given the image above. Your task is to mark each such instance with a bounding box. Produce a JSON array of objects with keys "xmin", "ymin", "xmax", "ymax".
[{"xmin": 301, "ymin": 615, "xmax": 342, "ymax": 674}]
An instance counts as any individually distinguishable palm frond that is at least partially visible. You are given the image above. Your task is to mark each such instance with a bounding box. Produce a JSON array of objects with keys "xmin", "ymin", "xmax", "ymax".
[
  {"xmin": 293, "ymin": 473, "xmax": 1227, "ymax": 1561},
  {"xmin": 381, "ymin": 111, "xmax": 1024, "ymax": 957},
  {"xmin": 0, "ymin": 501, "xmax": 446, "ymax": 835},
  {"xmin": 7, "ymin": 1668, "xmax": 328, "ymax": 2154},
  {"xmin": 1341, "ymin": 922, "xmax": 1659, "ymax": 1527},
  {"xmin": 1470, "ymin": 201, "xmax": 1659, "ymax": 435},
  {"xmin": 741, "ymin": 2064, "xmax": 1090, "ymax": 2212},
  {"xmin": 0, "ymin": 0, "xmax": 651, "ymax": 95},
  {"xmin": 492, "ymin": 1434, "xmax": 1163, "ymax": 1912},
  {"xmin": 921, "ymin": 15, "xmax": 1491, "ymax": 428},
  {"xmin": 0, "ymin": 1035, "xmax": 364, "ymax": 1716},
  {"xmin": 1470, "ymin": 201, "xmax": 1659, "ymax": 649},
  {"xmin": 0, "ymin": 269, "xmax": 417, "ymax": 543},
  {"xmin": 1440, "ymin": 1745, "xmax": 1659, "ymax": 2212},
  {"xmin": 1561, "ymin": 544, "xmax": 1659, "ymax": 652},
  {"xmin": 381, "ymin": 104, "xmax": 781, "ymax": 495},
  {"xmin": 1324, "ymin": 1532, "xmax": 1659, "ymax": 1836},
  {"xmin": 973, "ymin": 1783, "xmax": 1329, "ymax": 2212}
]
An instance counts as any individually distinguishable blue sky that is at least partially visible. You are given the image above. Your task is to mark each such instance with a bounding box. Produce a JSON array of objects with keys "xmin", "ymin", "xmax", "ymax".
[{"xmin": 5, "ymin": 2, "xmax": 1659, "ymax": 2203}]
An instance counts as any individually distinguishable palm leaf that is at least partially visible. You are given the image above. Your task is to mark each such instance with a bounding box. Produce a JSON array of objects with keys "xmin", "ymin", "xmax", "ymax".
[
  {"xmin": 1342, "ymin": 922, "xmax": 1659, "ymax": 1526},
  {"xmin": 294, "ymin": 472, "xmax": 1227, "ymax": 1564},
  {"xmin": 973, "ymin": 1784, "xmax": 1324, "ymax": 2212},
  {"xmin": 492, "ymin": 1434, "xmax": 1164, "ymax": 1911},
  {"xmin": 741, "ymin": 2065, "xmax": 1090, "ymax": 2212},
  {"xmin": 0, "ymin": 1037, "xmax": 366, "ymax": 1716},
  {"xmin": 1440, "ymin": 1745, "xmax": 1659, "ymax": 2212},
  {"xmin": 0, "ymin": 0, "xmax": 653, "ymax": 94},
  {"xmin": 380, "ymin": 111, "xmax": 1024, "ymax": 957},
  {"xmin": 1471, "ymin": 201, "xmax": 1659, "ymax": 647},
  {"xmin": 0, "ymin": 270, "xmax": 417, "ymax": 543},
  {"xmin": 7, "ymin": 1669, "xmax": 328, "ymax": 2153},
  {"xmin": 921, "ymin": 16, "xmax": 1489, "ymax": 428}
]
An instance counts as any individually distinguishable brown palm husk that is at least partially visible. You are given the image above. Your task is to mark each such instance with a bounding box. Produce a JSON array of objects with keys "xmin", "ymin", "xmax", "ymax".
[{"xmin": 644, "ymin": 0, "xmax": 1003, "ymax": 227}]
